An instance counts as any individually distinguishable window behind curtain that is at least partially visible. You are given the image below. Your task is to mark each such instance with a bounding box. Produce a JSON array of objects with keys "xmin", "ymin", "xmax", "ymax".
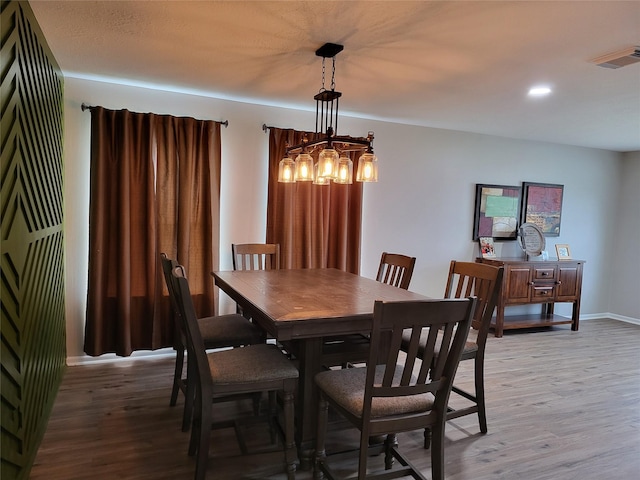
[
  {"xmin": 84, "ymin": 107, "xmax": 222, "ymax": 357},
  {"xmin": 265, "ymin": 127, "xmax": 362, "ymax": 273}
]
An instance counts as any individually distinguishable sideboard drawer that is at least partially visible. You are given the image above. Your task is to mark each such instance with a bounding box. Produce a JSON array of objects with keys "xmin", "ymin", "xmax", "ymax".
[
  {"xmin": 534, "ymin": 267, "xmax": 556, "ymax": 281},
  {"xmin": 532, "ymin": 285, "xmax": 555, "ymax": 300}
]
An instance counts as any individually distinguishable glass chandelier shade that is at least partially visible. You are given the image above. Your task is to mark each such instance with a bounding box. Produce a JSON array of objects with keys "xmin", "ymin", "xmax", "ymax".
[
  {"xmin": 333, "ymin": 155, "xmax": 353, "ymax": 184},
  {"xmin": 294, "ymin": 153, "xmax": 314, "ymax": 181},
  {"xmin": 313, "ymin": 162, "xmax": 331, "ymax": 185},
  {"xmin": 356, "ymin": 152, "xmax": 378, "ymax": 182},
  {"xmin": 317, "ymin": 148, "xmax": 339, "ymax": 179},
  {"xmin": 278, "ymin": 156, "xmax": 296, "ymax": 183}
]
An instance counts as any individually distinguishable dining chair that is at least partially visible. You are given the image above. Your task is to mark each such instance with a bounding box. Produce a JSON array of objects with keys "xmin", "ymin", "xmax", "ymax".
[
  {"xmin": 314, "ymin": 297, "xmax": 476, "ymax": 480},
  {"xmin": 231, "ymin": 243, "xmax": 281, "ymax": 318},
  {"xmin": 161, "ymin": 253, "xmax": 264, "ymax": 432},
  {"xmin": 170, "ymin": 264, "xmax": 299, "ymax": 480},
  {"xmin": 401, "ymin": 260, "xmax": 503, "ymax": 448},
  {"xmin": 376, "ymin": 251, "xmax": 416, "ymax": 290},
  {"xmin": 321, "ymin": 252, "xmax": 417, "ymax": 368},
  {"xmin": 232, "ymin": 243, "xmax": 280, "ymax": 271}
]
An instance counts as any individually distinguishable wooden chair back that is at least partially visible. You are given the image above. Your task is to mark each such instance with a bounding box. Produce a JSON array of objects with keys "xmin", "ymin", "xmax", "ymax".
[
  {"xmin": 161, "ymin": 253, "xmax": 191, "ymax": 353},
  {"xmin": 366, "ymin": 297, "xmax": 476, "ymax": 425},
  {"xmin": 376, "ymin": 252, "xmax": 416, "ymax": 290},
  {"xmin": 161, "ymin": 253, "xmax": 181, "ymax": 318},
  {"xmin": 170, "ymin": 265, "xmax": 213, "ymax": 395},
  {"xmin": 232, "ymin": 243, "xmax": 280, "ymax": 271},
  {"xmin": 444, "ymin": 261, "xmax": 503, "ymax": 349}
]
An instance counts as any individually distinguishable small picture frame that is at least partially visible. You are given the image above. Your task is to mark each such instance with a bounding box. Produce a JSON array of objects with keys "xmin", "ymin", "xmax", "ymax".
[
  {"xmin": 555, "ymin": 244, "xmax": 572, "ymax": 260},
  {"xmin": 479, "ymin": 237, "xmax": 497, "ymax": 258}
]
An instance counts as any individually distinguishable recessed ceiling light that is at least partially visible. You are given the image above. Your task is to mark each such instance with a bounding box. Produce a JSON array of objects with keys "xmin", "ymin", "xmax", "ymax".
[{"xmin": 528, "ymin": 86, "xmax": 552, "ymax": 97}]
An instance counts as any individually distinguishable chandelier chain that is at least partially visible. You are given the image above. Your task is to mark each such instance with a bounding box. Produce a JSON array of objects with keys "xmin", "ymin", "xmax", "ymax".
[
  {"xmin": 321, "ymin": 57, "xmax": 326, "ymax": 92},
  {"xmin": 331, "ymin": 57, "xmax": 336, "ymax": 91}
]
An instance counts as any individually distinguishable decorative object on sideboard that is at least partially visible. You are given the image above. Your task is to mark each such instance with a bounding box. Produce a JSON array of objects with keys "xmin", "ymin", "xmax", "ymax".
[
  {"xmin": 555, "ymin": 244, "xmax": 572, "ymax": 260},
  {"xmin": 518, "ymin": 222, "xmax": 546, "ymax": 257},
  {"xmin": 479, "ymin": 237, "xmax": 497, "ymax": 258},
  {"xmin": 278, "ymin": 43, "xmax": 378, "ymax": 184}
]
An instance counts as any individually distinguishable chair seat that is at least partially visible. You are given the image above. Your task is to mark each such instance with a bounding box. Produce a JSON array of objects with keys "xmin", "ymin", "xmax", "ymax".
[
  {"xmin": 315, "ymin": 365, "xmax": 434, "ymax": 419},
  {"xmin": 199, "ymin": 313, "xmax": 263, "ymax": 349},
  {"xmin": 208, "ymin": 344, "xmax": 299, "ymax": 385}
]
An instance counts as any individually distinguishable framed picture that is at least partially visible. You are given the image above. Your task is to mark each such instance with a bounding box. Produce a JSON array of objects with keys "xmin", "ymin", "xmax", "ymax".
[
  {"xmin": 473, "ymin": 184, "xmax": 521, "ymax": 240},
  {"xmin": 521, "ymin": 182, "xmax": 564, "ymax": 236},
  {"xmin": 555, "ymin": 244, "xmax": 572, "ymax": 260},
  {"xmin": 479, "ymin": 237, "xmax": 496, "ymax": 258}
]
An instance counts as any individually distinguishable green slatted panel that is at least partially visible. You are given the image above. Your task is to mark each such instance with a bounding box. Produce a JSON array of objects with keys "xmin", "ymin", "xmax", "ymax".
[{"xmin": 1, "ymin": 1, "xmax": 66, "ymax": 479}]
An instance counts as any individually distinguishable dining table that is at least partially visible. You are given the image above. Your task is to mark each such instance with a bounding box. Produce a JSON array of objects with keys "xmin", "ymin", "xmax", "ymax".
[{"xmin": 212, "ymin": 267, "xmax": 429, "ymax": 469}]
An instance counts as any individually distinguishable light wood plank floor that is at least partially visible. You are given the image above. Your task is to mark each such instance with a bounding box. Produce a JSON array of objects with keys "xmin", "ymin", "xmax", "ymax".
[{"xmin": 31, "ymin": 319, "xmax": 640, "ymax": 479}]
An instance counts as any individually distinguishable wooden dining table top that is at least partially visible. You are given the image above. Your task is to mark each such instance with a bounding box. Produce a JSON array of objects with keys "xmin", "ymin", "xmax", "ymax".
[{"xmin": 212, "ymin": 268, "xmax": 429, "ymax": 341}]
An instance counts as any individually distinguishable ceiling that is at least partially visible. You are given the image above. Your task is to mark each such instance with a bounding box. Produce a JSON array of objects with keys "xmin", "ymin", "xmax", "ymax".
[{"xmin": 29, "ymin": 1, "xmax": 640, "ymax": 152}]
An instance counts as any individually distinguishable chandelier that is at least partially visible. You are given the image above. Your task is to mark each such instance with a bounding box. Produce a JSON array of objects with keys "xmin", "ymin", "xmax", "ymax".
[{"xmin": 278, "ymin": 43, "xmax": 378, "ymax": 184}]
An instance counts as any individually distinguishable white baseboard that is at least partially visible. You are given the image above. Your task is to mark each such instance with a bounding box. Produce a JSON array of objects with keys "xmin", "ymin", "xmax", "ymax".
[
  {"xmin": 67, "ymin": 347, "xmax": 176, "ymax": 366},
  {"xmin": 589, "ymin": 313, "xmax": 640, "ymax": 326}
]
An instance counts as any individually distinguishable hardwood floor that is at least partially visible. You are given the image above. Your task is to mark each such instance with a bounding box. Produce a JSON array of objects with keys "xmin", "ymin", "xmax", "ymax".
[{"xmin": 31, "ymin": 319, "xmax": 640, "ymax": 479}]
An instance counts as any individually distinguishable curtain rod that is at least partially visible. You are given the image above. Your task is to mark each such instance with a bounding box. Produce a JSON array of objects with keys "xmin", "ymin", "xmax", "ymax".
[
  {"xmin": 263, "ymin": 124, "xmax": 290, "ymax": 132},
  {"xmin": 81, "ymin": 103, "xmax": 229, "ymax": 127}
]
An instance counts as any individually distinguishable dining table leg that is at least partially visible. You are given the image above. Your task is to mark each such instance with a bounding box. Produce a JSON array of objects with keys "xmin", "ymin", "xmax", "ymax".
[
  {"xmin": 294, "ymin": 336, "xmax": 323, "ymax": 471},
  {"xmin": 293, "ymin": 331, "xmax": 392, "ymax": 470}
]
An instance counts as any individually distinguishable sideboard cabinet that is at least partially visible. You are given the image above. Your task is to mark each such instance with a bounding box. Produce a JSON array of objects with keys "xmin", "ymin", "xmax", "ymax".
[{"xmin": 476, "ymin": 257, "xmax": 585, "ymax": 337}]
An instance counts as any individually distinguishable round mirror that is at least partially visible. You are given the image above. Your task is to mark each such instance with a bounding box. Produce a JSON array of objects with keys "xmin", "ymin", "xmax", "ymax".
[{"xmin": 518, "ymin": 223, "xmax": 546, "ymax": 257}]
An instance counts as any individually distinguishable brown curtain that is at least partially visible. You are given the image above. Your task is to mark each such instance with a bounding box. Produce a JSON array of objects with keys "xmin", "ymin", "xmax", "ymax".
[
  {"xmin": 266, "ymin": 127, "xmax": 362, "ymax": 273},
  {"xmin": 85, "ymin": 107, "xmax": 221, "ymax": 356}
]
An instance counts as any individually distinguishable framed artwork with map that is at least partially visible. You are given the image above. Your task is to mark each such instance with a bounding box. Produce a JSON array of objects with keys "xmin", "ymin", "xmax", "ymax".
[
  {"xmin": 473, "ymin": 184, "xmax": 521, "ymax": 240},
  {"xmin": 521, "ymin": 182, "xmax": 564, "ymax": 236}
]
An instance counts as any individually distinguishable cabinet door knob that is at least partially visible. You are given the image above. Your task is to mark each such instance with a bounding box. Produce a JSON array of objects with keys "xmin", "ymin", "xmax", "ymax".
[{"xmin": 541, "ymin": 272, "xmax": 549, "ymax": 276}]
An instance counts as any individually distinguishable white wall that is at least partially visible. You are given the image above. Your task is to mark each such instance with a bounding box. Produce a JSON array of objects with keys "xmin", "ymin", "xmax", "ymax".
[
  {"xmin": 63, "ymin": 76, "xmax": 635, "ymax": 360},
  {"xmin": 609, "ymin": 152, "xmax": 640, "ymax": 319}
]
